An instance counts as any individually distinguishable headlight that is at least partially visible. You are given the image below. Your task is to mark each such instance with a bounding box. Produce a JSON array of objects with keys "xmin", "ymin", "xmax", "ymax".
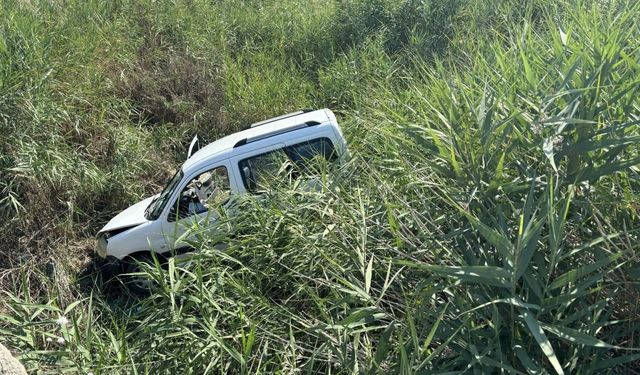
[{"xmin": 96, "ymin": 234, "xmax": 108, "ymax": 258}]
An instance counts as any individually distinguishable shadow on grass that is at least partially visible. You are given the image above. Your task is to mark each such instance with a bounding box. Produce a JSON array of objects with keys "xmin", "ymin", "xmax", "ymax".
[{"xmin": 75, "ymin": 256, "xmax": 141, "ymax": 304}]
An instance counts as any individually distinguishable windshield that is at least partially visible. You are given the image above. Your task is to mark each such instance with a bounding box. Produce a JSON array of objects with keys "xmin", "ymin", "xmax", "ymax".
[{"xmin": 145, "ymin": 170, "xmax": 183, "ymax": 220}]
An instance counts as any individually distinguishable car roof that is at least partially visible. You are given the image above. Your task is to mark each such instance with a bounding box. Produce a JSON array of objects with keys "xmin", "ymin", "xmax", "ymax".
[{"xmin": 182, "ymin": 109, "xmax": 333, "ymax": 173}]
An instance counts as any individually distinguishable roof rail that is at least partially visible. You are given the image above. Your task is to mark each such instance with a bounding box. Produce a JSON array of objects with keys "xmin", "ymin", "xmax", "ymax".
[
  {"xmin": 234, "ymin": 120, "xmax": 320, "ymax": 148},
  {"xmin": 249, "ymin": 109, "xmax": 316, "ymax": 128}
]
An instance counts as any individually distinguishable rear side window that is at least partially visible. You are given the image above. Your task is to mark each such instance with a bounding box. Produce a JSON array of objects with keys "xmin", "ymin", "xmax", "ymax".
[
  {"xmin": 287, "ymin": 137, "xmax": 337, "ymax": 165},
  {"xmin": 239, "ymin": 137, "xmax": 336, "ymax": 192},
  {"xmin": 239, "ymin": 149, "xmax": 290, "ymax": 193}
]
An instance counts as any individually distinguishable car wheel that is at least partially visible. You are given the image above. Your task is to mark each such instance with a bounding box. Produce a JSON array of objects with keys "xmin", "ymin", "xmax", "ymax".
[{"xmin": 120, "ymin": 253, "xmax": 162, "ymax": 295}]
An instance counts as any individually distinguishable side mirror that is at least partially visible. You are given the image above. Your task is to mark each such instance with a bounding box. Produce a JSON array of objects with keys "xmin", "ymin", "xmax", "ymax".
[
  {"xmin": 168, "ymin": 199, "xmax": 184, "ymax": 222},
  {"xmin": 187, "ymin": 135, "xmax": 200, "ymax": 159},
  {"xmin": 168, "ymin": 206, "xmax": 178, "ymax": 222}
]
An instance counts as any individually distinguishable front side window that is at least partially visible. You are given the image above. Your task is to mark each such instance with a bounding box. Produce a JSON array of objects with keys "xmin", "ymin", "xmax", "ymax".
[
  {"xmin": 239, "ymin": 137, "xmax": 336, "ymax": 193},
  {"xmin": 169, "ymin": 166, "xmax": 230, "ymax": 222}
]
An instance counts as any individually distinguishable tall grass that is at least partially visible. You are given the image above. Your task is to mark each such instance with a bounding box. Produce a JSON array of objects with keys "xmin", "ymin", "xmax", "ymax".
[{"xmin": 1, "ymin": 0, "xmax": 639, "ymax": 373}]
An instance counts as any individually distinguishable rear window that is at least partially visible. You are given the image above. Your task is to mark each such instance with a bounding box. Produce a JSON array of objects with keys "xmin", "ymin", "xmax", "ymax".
[{"xmin": 239, "ymin": 137, "xmax": 336, "ymax": 192}]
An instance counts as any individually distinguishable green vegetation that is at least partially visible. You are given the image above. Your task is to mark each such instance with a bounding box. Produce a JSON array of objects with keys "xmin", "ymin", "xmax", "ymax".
[{"xmin": 1, "ymin": 0, "xmax": 639, "ymax": 373}]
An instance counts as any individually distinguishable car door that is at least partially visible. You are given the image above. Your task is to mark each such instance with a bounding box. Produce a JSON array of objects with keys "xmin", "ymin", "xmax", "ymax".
[{"xmin": 161, "ymin": 162, "xmax": 234, "ymax": 252}]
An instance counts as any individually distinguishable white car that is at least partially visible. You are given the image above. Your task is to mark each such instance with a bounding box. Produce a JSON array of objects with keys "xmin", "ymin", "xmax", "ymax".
[{"xmin": 96, "ymin": 109, "xmax": 347, "ymax": 290}]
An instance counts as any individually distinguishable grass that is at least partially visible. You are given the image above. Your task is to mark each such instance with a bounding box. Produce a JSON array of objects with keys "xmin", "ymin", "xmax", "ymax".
[{"xmin": 0, "ymin": 0, "xmax": 639, "ymax": 373}]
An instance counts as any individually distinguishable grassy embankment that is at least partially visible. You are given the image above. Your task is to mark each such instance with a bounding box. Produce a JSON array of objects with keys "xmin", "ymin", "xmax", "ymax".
[{"xmin": 1, "ymin": 0, "xmax": 639, "ymax": 373}]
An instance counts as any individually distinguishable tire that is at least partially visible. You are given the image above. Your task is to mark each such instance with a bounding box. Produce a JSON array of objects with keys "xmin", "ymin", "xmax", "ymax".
[{"xmin": 120, "ymin": 253, "xmax": 163, "ymax": 295}]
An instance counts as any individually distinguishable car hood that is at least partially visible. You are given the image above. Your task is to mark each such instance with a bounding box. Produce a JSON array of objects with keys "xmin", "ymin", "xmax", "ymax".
[{"xmin": 99, "ymin": 195, "xmax": 158, "ymax": 233}]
